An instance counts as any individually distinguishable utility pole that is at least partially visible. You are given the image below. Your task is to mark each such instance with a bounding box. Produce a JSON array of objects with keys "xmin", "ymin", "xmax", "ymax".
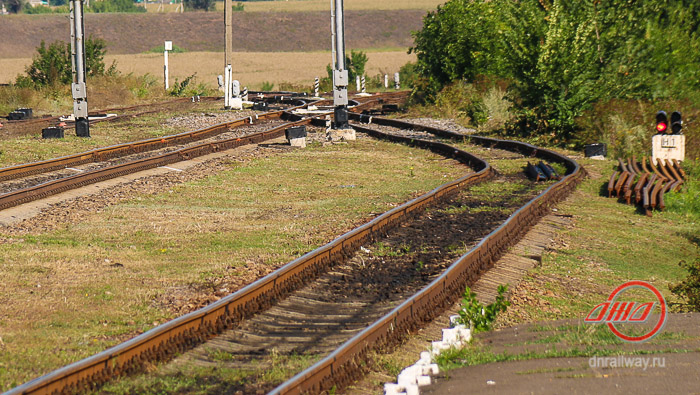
[
  {"xmin": 329, "ymin": 0, "xmax": 354, "ymax": 140},
  {"xmin": 70, "ymin": 0, "xmax": 89, "ymax": 137}
]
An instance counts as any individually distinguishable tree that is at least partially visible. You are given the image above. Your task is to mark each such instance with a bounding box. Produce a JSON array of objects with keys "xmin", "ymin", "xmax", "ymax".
[
  {"xmin": 183, "ymin": 0, "xmax": 214, "ymax": 11},
  {"xmin": 3, "ymin": 0, "xmax": 25, "ymax": 13},
  {"xmin": 17, "ymin": 36, "xmax": 112, "ymax": 87}
]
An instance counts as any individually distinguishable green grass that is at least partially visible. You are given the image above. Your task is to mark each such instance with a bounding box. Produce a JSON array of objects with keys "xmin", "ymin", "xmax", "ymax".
[
  {"xmin": 0, "ymin": 137, "xmax": 468, "ymax": 390},
  {"xmin": 431, "ymin": 155, "xmax": 699, "ymax": 371}
]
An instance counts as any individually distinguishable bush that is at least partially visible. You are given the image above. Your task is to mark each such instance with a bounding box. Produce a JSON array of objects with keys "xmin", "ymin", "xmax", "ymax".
[
  {"xmin": 670, "ymin": 258, "xmax": 700, "ymax": 312},
  {"xmin": 665, "ymin": 160, "xmax": 700, "ymax": 219},
  {"xmin": 17, "ymin": 37, "xmax": 114, "ymax": 88},
  {"xmin": 411, "ymin": 0, "xmax": 700, "ymax": 144},
  {"xmin": 456, "ymin": 285, "xmax": 510, "ymax": 333},
  {"xmin": 88, "ymin": 0, "xmax": 146, "ymax": 13}
]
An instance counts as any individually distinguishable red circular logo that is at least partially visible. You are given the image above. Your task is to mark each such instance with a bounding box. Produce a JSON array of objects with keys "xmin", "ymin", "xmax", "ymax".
[{"xmin": 606, "ymin": 280, "xmax": 667, "ymax": 342}]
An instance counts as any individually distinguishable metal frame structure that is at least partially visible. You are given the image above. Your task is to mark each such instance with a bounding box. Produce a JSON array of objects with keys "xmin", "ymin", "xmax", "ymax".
[{"xmin": 70, "ymin": 0, "xmax": 89, "ymax": 137}]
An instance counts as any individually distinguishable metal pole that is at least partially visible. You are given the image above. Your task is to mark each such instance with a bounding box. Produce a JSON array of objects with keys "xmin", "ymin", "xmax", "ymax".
[
  {"xmin": 331, "ymin": 0, "xmax": 349, "ymax": 129},
  {"xmin": 224, "ymin": 0, "xmax": 233, "ymax": 109},
  {"xmin": 70, "ymin": 0, "xmax": 89, "ymax": 137}
]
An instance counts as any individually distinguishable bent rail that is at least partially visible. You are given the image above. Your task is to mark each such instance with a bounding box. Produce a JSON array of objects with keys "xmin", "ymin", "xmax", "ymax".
[{"xmin": 269, "ymin": 115, "xmax": 584, "ymax": 394}]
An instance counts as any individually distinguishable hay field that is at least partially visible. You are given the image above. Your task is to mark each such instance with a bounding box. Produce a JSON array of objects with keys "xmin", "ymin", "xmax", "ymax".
[
  {"xmin": 144, "ymin": 0, "xmax": 445, "ymax": 13},
  {"xmin": 0, "ymin": 50, "xmax": 414, "ymax": 89}
]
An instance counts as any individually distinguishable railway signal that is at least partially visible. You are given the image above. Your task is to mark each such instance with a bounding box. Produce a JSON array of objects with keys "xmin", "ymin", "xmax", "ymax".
[
  {"xmin": 671, "ymin": 111, "xmax": 683, "ymax": 134},
  {"xmin": 655, "ymin": 111, "xmax": 668, "ymax": 134}
]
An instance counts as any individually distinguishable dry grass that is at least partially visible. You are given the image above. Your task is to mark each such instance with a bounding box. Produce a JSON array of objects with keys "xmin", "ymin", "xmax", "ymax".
[
  {"xmin": 0, "ymin": 137, "xmax": 467, "ymax": 390},
  {"xmin": 0, "ymin": 50, "xmax": 415, "ymax": 89},
  {"xmin": 159, "ymin": 0, "xmax": 446, "ymax": 13}
]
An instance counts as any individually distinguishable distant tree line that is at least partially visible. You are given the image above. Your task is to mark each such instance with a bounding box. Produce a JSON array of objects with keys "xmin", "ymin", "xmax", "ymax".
[{"xmin": 411, "ymin": 0, "xmax": 700, "ymax": 140}]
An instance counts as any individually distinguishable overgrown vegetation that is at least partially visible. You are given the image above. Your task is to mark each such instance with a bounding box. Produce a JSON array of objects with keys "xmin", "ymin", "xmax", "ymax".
[
  {"xmin": 456, "ymin": 285, "xmax": 510, "ymax": 333},
  {"xmin": 16, "ymin": 37, "xmax": 115, "ymax": 88},
  {"xmin": 410, "ymin": 0, "xmax": 700, "ymax": 157},
  {"xmin": 669, "ymin": 258, "xmax": 700, "ymax": 312}
]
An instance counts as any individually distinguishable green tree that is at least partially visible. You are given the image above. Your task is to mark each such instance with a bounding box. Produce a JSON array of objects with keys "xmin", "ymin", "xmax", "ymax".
[
  {"xmin": 411, "ymin": 0, "xmax": 700, "ymax": 141},
  {"xmin": 183, "ymin": 0, "xmax": 214, "ymax": 11},
  {"xmin": 18, "ymin": 37, "xmax": 112, "ymax": 87}
]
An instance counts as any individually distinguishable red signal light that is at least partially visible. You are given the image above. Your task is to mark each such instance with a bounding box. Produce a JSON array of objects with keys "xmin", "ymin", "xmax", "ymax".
[{"xmin": 656, "ymin": 122, "xmax": 667, "ymax": 133}]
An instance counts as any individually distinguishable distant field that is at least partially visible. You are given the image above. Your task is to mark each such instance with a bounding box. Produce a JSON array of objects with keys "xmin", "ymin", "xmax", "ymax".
[
  {"xmin": 0, "ymin": 10, "xmax": 424, "ymax": 58},
  {"xmin": 0, "ymin": 50, "xmax": 415, "ymax": 88},
  {"xmin": 142, "ymin": 0, "xmax": 445, "ymax": 13}
]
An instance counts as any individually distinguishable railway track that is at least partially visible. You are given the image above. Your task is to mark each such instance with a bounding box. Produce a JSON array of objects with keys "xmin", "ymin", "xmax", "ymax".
[
  {"xmin": 0, "ymin": 93, "xmax": 403, "ymax": 214},
  {"xmin": 5, "ymin": 107, "xmax": 583, "ymax": 394}
]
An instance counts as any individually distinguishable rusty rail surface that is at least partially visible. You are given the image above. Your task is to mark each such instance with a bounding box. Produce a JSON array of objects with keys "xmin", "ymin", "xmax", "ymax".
[
  {"xmin": 607, "ymin": 156, "xmax": 685, "ymax": 215},
  {"xmin": 7, "ymin": 114, "xmax": 582, "ymax": 395},
  {"xmin": 0, "ymin": 91, "xmax": 404, "ymax": 183},
  {"xmin": 0, "ymin": 105, "xmax": 295, "ymax": 182},
  {"xmin": 6, "ymin": 112, "xmax": 490, "ymax": 395},
  {"xmin": 269, "ymin": 115, "xmax": 584, "ymax": 394}
]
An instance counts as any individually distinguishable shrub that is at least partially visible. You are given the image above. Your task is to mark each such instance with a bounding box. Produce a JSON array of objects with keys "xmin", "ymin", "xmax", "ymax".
[
  {"xmin": 17, "ymin": 37, "xmax": 114, "ymax": 88},
  {"xmin": 670, "ymin": 258, "xmax": 700, "ymax": 312},
  {"xmin": 411, "ymin": 0, "xmax": 700, "ymax": 144},
  {"xmin": 456, "ymin": 285, "xmax": 510, "ymax": 333}
]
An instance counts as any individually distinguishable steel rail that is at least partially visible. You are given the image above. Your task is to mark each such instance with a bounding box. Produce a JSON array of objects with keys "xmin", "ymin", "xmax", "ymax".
[
  {"xmin": 6, "ymin": 111, "xmax": 491, "ymax": 395},
  {"xmin": 0, "ymin": 105, "xmax": 297, "ymax": 182},
  {"xmin": 270, "ymin": 115, "xmax": 584, "ymax": 394}
]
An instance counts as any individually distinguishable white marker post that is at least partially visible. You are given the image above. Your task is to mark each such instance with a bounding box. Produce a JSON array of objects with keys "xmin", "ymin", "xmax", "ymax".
[
  {"xmin": 314, "ymin": 77, "xmax": 320, "ymax": 98},
  {"xmin": 224, "ymin": 0, "xmax": 233, "ymax": 109},
  {"xmin": 356, "ymin": 75, "xmax": 361, "ymax": 92},
  {"xmin": 394, "ymin": 72, "xmax": 400, "ymax": 90},
  {"xmin": 163, "ymin": 40, "xmax": 172, "ymax": 90},
  {"xmin": 384, "ymin": 74, "xmax": 389, "ymax": 89}
]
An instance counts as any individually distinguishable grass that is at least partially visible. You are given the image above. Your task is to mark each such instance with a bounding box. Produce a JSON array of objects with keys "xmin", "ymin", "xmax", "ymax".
[
  {"xmin": 427, "ymin": 155, "xmax": 700, "ymax": 372},
  {"xmin": 0, "ymin": 137, "xmax": 468, "ymax": 390}
]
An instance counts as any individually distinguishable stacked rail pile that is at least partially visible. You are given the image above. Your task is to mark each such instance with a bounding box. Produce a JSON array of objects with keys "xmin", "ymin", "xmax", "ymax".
[{"xmin": 607, "ymin": 156, "xmax": 685, "ymax": 215}]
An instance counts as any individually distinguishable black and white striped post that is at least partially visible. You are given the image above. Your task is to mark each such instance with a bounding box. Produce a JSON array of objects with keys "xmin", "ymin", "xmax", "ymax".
[
  {"xmin": 242, "ymin": 86, "xmax": 248, "ymax": 101},
  {"xmin": 361, "ymin": 75, "xmax": 366, "ymax": 94},
  {"xmin": 314, "ymin": 77, "xmax": 320, "ymax": 97}
]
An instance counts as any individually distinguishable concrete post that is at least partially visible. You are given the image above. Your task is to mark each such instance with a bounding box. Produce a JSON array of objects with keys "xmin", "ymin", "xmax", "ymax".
[
  {"xmin": 385, "ymin": 74, "xmax": 389, "ymax": 89},
  {"xmin": 394, "ymin": 72, "xmax": 400, "ymax": 90},
  {"xmin": 356, "ymin": 75, "xmax": 361, "ymax": 92},
  {"xmin": 70, "ymin": 0, "xmax": 89, "ymax": 137},
  {"xmin": 330, "ymin": 0, "xmax": 352, "ymax": 137}
]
